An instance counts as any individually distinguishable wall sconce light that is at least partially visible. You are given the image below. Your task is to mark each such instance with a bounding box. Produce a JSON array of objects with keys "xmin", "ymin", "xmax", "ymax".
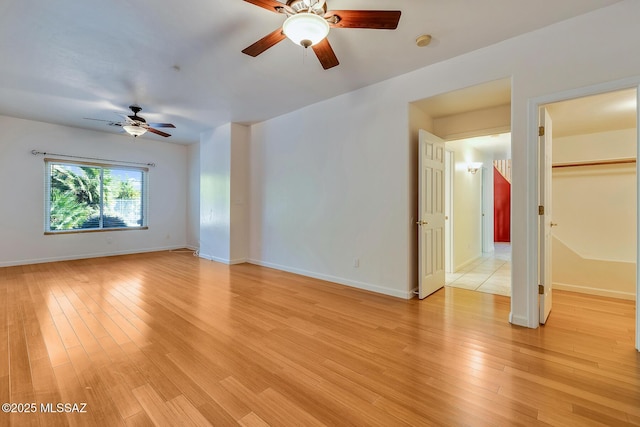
[{"xmin": 467, "ymin": 162, "xmax": 482, "ymax": 174}]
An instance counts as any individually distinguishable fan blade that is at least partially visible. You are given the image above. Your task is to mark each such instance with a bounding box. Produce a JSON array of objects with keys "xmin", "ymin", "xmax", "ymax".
[
  {"xmin": 84, "ymin": 117, "xmax": 123, "ymax": 127},
  {"xmin": 325, "ymin": 10, "xmax": 401, "ymax": 29},
  {"xmin": 84, "ymin": 117, "xmax": 116, "ymax": 123},
  {"xmin": 116, "ymin": 113, "xmax": 133, "ymax": 122},
  {"xmin": 243, "ymin": 0, "xmax": 283, "ymax": 13},
  {"xmin": 129, "ymin": 115, "xmax": 146, "ymax": 123},
  {"xmin": 146, "ymin": 127, "xmax": 172, "ymax": 138},
  {"xmin": 242, "ymin": 28, "xmax": 286, "ymax": 57},
  {"xmin": 312, "ymin": 38, "xmax": 339, "ymax": 70},
  {"xmin": 147, "ymin": 122, "xmax": 176, "ymax": 128}
]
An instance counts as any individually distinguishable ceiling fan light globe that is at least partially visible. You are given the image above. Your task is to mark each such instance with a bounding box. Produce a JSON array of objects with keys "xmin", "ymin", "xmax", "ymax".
[
  {"xmin": 123, "ymin": 125, "xmax": 147, "ymax": 137},
  {"xmin": 282, "ymin": 13, "xmax": 330, "ymax": 48}
]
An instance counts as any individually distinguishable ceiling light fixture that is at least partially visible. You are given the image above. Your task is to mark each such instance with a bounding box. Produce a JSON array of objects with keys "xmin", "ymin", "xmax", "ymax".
[
  {"xmin": 282, "ymin": 12, "xmax": 330, "ymax": 48},
  {"xmin": 122, "ymin": 125, "xmax": 147, "ymax": 138}
]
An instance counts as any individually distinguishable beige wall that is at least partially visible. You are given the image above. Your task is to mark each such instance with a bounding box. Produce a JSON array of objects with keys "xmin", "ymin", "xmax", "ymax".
[
  {"xmin": 433, "ymin": 104, "xmax": 510, "ymax": 141},
  {"xmin": 554, "ymin": 128, "xmax": 636, "ymax": 163},
  {"xmin": 447, "ymin": 139, "xmax": 484, "ymax": 270},
  {"xmin": 552, "ymin": 128, "xmax": 636, "ymax": 299}
]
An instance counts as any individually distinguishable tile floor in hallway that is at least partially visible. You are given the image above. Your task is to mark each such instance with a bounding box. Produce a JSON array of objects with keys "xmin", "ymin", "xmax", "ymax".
[{"xmin": 446, "ymin": 243, "xmax": 511, "ymax": 297}]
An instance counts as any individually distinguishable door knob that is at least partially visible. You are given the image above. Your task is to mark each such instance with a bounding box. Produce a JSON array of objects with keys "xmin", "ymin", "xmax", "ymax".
[
  {"xmin": 416, "ymin": 220, "xmax": 429, "ymax": 225},
  {"xmin": 550, "ymin": 222, "xmax": 558, "ymax": 227}
]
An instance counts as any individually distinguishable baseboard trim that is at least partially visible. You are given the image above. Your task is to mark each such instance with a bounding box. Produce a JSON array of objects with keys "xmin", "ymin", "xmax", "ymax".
[
  {"xmin": 553, "ymin": 282, "xmax": 635, "ymax": 301},
  {"xmin": 455, "ymin": 254, "xmax": 482, "ymax": 272},
  {"xmin": 509, "ymin": 312, "xmax": 530, "ymax": 327},
  {"xmin": 0, "ymin": 245, "xmax": 190, "ymax": 268},
  {"xmin": 198, "ymin": 253, "xmax": 247, "ymax": 265},
  {"xmin": 247, "ymin": 259, "xmax": 413, "ymax": 299}
]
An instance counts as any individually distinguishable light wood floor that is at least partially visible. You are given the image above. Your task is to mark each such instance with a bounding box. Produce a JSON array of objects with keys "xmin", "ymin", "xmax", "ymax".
[{"xmin": 1, "ymin": 251, "xmax": 638, "ymax": 426}]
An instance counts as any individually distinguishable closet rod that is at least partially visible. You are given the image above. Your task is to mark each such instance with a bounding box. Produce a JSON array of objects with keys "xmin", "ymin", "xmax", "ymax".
[
  {"xmin": 31, "ymin": 150, "xmax": 156, "ymax": 167},
  {"xmin": 552, "ymin": 158, "xmax": 636, "ymax": 169}
]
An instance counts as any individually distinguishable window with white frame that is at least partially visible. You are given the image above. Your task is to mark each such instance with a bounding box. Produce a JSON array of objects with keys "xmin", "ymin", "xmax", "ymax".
[{"xmin": 45, "ymin": 160, "xmax": 148, "ymax": 233}]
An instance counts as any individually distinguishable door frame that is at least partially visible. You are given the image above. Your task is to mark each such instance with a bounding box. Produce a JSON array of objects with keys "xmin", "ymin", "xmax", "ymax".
[
  {"xmin": 445, "ymin": 149, "xmax": 454, "ymax": 273},
  {"xmin": 538, "ymin": 107, "xmax": 553, "ymax": 324},
  {"xmin": 527, "ymin": 77, "xmax": 640, "ymax": 350},
  {"xmin": 481, "ymin": 164, "xmax": 495, "ymax": 254},
  {"xmin": 481, "ymin": 166, "xmax": 486, "ymax": 253}
]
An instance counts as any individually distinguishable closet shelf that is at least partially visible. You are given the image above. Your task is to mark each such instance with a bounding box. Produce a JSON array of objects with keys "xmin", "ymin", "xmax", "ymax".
[{"xmin": 552, "ymin": 158, "xmax": 636, "ymax": 169}]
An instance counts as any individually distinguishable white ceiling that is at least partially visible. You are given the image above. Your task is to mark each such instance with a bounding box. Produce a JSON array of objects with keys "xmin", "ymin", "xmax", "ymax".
[
  {"xmin": 0, "ymin": 0, "xmax": 623, "ymax": 144},
  {"xmin": 448, "ymin": 133, "xmax": 512, "ymax": 160},
  {"xmin": 545, "ymin": 88, "xmax": 637, "ymax": 138}
]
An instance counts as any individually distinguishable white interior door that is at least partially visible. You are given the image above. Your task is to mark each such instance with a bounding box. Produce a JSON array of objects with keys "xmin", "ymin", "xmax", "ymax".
[
  {"xmin": 539, "ymin": 108, "xmax": 553, "ymax": 324},
  {"xmin": 418, "ymin": 130, "xmax": 446, "ymax": 299}
]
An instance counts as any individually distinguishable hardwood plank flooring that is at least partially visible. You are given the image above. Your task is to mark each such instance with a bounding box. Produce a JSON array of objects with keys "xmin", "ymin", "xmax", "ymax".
[{"xmin": 0, "ymin": 251, "xmax": 638, "ymax": 426}]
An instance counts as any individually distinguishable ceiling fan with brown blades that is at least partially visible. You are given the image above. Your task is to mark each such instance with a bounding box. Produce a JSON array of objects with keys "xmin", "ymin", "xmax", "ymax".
[
  {"xmin": 84, "ymin": 105, "xmax": 176, "ymax": 138},
  {"xmin": 242, "ymin": 0, "xmax": 401, "ymax": 70}
]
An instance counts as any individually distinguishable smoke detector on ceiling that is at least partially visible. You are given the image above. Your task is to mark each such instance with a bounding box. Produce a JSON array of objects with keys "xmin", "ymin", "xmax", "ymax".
[{"xmin": 416, "ymin": 34, "xmax": 432, "ymax": 47}]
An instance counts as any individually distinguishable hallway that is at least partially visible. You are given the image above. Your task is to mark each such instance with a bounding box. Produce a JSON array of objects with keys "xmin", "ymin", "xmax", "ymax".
[{"xmin": 446, "ymin": 243, "xmax": 511, "ymax": 296}]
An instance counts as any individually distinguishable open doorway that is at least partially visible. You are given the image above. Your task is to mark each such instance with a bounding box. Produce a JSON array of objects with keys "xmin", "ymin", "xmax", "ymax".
[
  {"xmin": 445, "ymin": 133, "xmax": 511, "ymax": 297},
  {"xmin": 538, "ymin": 88, "xmax": 637, "ymax": 318},
  {"xmin": 533, "ymin": 83, "xmax": 638, "ymax": 349},
  {"xmin": 548, "ymin": 89, "xmax": 637, "ymax": 301},
  {"xmin": 411, "ymin": 78, "xmax": 513, "ymax": 299}
]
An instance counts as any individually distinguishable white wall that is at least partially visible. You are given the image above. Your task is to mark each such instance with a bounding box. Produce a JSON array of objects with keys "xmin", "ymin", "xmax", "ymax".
[
  {"xmin": 230, "ymin": 123, "xmax": 249, "ymax": 263},
  {"xmin": 200, "ymin": 124, "xmax": 231, "ymax": 262},
  {"xmin": 0, "ymin": 115, "xmax": 188, "ymax": 266},
  {"xmin": 552, "ymin": 128, "xmax": 636, "ymax": 299},
  {"xmin": 247, "ymin": 0, "xmax": 640, "ymax": 325},
  {"xmin": 187, "ymin": 143, "xmax": 200, "ymax": 248},
  {"xmin": 250, "ymin": 94, "xmax": 411, "ymax": 298},
  {"xmin": 199, "ymin": 123, "xmax": 249, "ymax": 264}
]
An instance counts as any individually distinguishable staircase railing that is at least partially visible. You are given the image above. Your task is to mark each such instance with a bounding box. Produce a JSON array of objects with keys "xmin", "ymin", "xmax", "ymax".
[{"xmin": 493, "ymin": 159, "xmax": 511, "ymax": 183}]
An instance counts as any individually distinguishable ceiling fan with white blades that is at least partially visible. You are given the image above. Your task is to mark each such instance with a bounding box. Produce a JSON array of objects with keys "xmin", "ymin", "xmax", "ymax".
[
  {"xmin": 241, "ymin": 0, "xmax": 401, "ymax": 70},
  {"xmin": 84, "ymin": 105, "xmax": 176, "ymax": 138}
]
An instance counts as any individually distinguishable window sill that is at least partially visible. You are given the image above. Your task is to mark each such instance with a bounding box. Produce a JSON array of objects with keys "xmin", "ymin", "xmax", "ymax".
[{"xmin": 44, "ymin": 227, "xmax": 148, "ymax": 235}]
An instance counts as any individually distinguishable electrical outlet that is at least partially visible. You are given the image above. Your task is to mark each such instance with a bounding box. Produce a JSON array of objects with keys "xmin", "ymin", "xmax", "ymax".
[{"xmin": 353, "ymin": 258, "xmax": 360, "ymax": 268}]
